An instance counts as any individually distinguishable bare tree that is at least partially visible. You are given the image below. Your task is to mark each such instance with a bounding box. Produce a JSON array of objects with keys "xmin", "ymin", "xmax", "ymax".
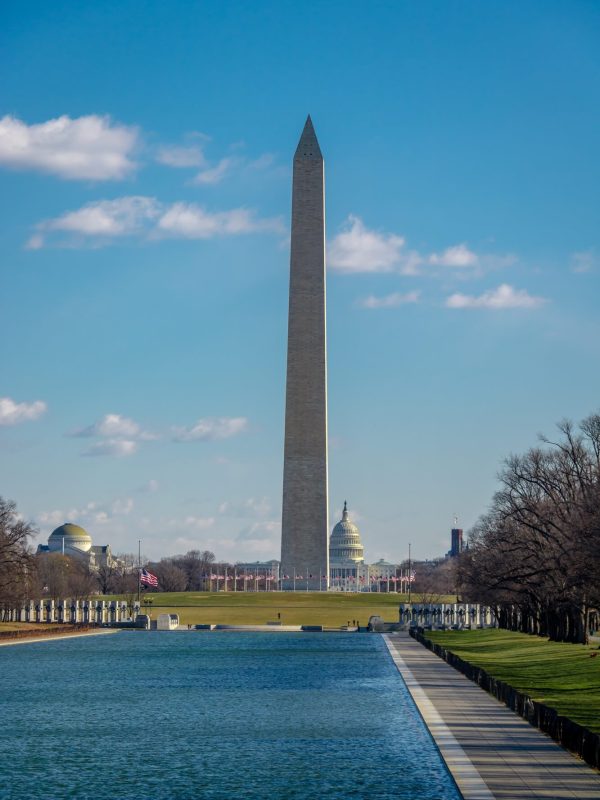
[
  {"xmin": 459, "ymin": 412, "xmax": 600, "ymax": 644},
  {"xmin": 172, "ymin": 549, "xmax": 215, "ymax": 590},
  {"xmin": 35, "ymin": 553, "xmax": 71, "ymax": 601},
  {"xmin": 68, "ymin": 560, "xmax": 97, "ymax": 601},
  {"xmin": 414, "ymin": 559, "xmax": 457, "ymax": 604},
  {"xmin": 112, "ymin": 567, "xmax": 138, "ymax": 595},
  {"xmin": 0, "ymin": 497, "xmax": 36, "ymax": 602},
  {"xmin": 149, "ymin": 560, "xmax": 188, "ymax": 592},
  {"xmin": 96, "ymin": 562, "xmax": 117, "ymax": 595}
]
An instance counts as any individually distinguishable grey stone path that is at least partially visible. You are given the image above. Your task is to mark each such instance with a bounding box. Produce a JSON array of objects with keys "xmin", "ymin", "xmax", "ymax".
[{"xmin": 384, "ymin": 633, "xmax": 600, "ymax": 800}]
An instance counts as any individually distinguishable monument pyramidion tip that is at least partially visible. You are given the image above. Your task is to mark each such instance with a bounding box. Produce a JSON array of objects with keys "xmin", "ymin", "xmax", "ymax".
[{"xmin": 294, "ymin": 115, "xmax": 323, "ymax": 161}]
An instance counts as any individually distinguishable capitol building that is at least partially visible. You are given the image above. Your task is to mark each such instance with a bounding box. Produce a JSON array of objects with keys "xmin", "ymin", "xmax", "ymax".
[
  {"xmin": 250, "ymin": 502, "xmax": 402, "ymax": 590},
  {"xmin": 37, "ymin": 523, "xmax": 119, "ymax": 571},
  {"xmin": 329, "ymin": 502, "xmax": 398, "ymax": 591}
]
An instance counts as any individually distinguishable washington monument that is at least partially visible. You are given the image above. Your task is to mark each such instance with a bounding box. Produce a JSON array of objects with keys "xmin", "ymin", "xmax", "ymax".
[{"xmin": 280, "ymin": 116, "xmax": 329, "ymax": 590}]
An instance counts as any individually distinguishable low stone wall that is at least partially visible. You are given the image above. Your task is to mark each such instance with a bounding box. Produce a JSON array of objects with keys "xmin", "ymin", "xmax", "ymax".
[
  {"xmin": 0, "ymin": 624, "xmax": 92, "ymax": 641},
  {"xmin": 410, "ymin": 628, "xmax": 600, "ymax": 771}
]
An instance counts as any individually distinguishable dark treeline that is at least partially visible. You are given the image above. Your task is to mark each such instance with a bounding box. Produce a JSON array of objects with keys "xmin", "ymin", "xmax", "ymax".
[
  {"xmin": 145, "ymin": 551, "xmax": 216, "ymax": 592},
  {"xmin": 459, "ymin": 412, "xmax": 600, "ymax": 644}
]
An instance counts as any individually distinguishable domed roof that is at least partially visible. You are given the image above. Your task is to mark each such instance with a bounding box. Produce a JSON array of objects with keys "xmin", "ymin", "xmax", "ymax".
[
  {"xmin": 49, "ymin": 523, "xmax": 91, "ymax": 542},
  {"xmin": 48, "ymin": 523, "xmax": 92, "ymax": 553},
  {"xmin": 330, "ymin": 502, "xmax": 364, "ymax": 564},
  {"xmin": 332, "ymin": 502, "xmax": 360, "ymax": 538}
]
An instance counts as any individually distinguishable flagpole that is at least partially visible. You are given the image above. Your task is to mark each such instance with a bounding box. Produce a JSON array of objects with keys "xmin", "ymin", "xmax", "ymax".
[
  {"xmin": 408, "ymin": 542, "xmax": 412, "ymax": 604},
  {"xmin": 137, "ymin": 539, "xmax": 141, "ymax": 603}
]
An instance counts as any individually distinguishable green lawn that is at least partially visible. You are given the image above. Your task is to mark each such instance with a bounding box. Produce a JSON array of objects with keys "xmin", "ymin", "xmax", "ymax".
[
  {"xmin": 107, "ymin": 591, "xmax": 455, "ymax": 628},
  {"xmin": 425, "ymin": 629, "xmax": 600, "ymax": 734}
]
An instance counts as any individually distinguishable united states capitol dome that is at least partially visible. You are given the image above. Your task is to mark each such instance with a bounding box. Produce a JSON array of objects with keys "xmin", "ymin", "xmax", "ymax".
[
  {"xmin": 329, "ymin": 502, "xmax": 365, "ymax": 564},
  {"xmin": 48, "ymin": 523, "xmax": 93, "ymax": 553}
]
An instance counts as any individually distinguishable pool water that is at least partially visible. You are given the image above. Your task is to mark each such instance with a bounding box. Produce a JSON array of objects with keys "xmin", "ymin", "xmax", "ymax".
[{"xmin": 0, "ymin": 632, "xmax": 459, "ymax": 800}]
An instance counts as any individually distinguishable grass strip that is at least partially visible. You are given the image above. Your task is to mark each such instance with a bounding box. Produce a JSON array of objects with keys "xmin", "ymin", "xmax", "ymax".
[
  {"xmin": 425, "ymin": 629, "xmax": 600, "ymax": 734},
  {"xmin": 102, "ymin": 590, "xmax": 455, "ymax": 627}
]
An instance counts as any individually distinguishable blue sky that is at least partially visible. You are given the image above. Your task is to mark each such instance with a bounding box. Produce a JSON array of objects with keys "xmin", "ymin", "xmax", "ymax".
[{"xmin": 1, "ymin": 1, "xmax": 599, "ymax": 562}]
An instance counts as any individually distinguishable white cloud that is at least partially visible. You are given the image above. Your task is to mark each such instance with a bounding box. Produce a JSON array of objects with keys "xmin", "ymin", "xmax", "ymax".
[
  {"xmin": 193, "ymin": 157, "xmax": 235, "ymax": 185},
  {"xmin": 328, "ymin": 219, "xmax": 513, "ymax": 279},
  {"xmin": 36, "ymin": 496, "xmax": 134, "ymax": 533},
  {"xmin": 328, "ymin": 215, "xmax": 406, "ymax": 274},
  {"xmin": 172, "ymin": 417, "xmax": 248, "ymax": 442},
  {"xmin": 25, "ymin": 233, "xmax": 45, "ymax": 251},
  {"xmin": 111, "ymin": 497, "xmax": 134, "ymax": 515},
  {"xmin": 70, "ymin": 413, "xmax": 155, "ymax": 458},
  {"xmin": 190, "ymin": 151, "xmax": 277, "ymax": 184},
  {"xmin": 81, "ymin": 439, "xmax": 138, "ymax": 457},
  {"xmin": 36, "ymin": 509, "xmax": 67, "ymax": 528},
  {"xmin": 234, "ymin": 520, "xmax": 281, "ymax": 556},
  {"xmin": 0, "ymin": 397, "xmax": 47, "ymax": 426},
  {"xmin": 246, "ymin": 153, "xmax": 275, "ymax": 171},
  {"xmin": 237, "ymin": 520, "xmax": 280, "ymax": 542},
  {"xmin": 446, "ymin": 284, "xmax": 547, "ymax": 310},
  {"xmin": 218, "ymin": 497, "xmax": 271, "ymax": 518},
  {"xmin": 157, "ymin": 202, "xmax": 282, "ymax": 238},
  {"xmin": 430, "ymin": 243, "xmax": 478, "ymax": 268},
  {"xmin": 29, "ymin": 196, "xmax": 160, "ymax": 247},
  {"xmin": 137, "ymin": 479, "xmax": 160, "ymax": 493},
  {"xmin": 0, "ymin": 114, "xmax": 138, "ymax": 180},
  {"xmin": 29, "ymin": 196, "xmax": 282, "ymax": 247},
  {"xmin": 170, "ymin": 516, "xmax": 216, "ymax": 531},
  {"xmin": 71, "ymin": 413, "xmax": 154, "ymax": 440},
  {"xmin": 571, "ymin": 250, "xmax": 595, "ymax": 274},
  {"xmin": 156, "ymin": 144, "xmax": 206, "ymax": 168},
  {"xmin": 400, "ymin": 251, "xmax": 424, "ymax": 276},
  {"xmin": 360, "ymin": 290, "xmax": 420, "ymax": 309}
]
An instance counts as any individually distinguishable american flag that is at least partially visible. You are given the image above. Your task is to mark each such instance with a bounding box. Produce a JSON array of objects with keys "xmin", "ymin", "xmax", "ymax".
[{"xmin": 140, "ymin": 568, "xmax": 158, "ymax": 587}]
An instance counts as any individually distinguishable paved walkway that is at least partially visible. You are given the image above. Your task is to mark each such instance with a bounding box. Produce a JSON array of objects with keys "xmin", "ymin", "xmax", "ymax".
[{"xmin": 384, "ymin": 633, "xmax": 600, "ymax": 800}]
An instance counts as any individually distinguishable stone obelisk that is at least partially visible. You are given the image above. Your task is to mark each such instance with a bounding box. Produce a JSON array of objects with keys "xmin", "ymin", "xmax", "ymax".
[{"xmin": 281, "ymin": 116, "xmax": 329, "ymax": 591}]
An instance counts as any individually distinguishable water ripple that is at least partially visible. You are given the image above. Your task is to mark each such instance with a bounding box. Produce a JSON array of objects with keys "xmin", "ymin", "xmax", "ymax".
[{"xmin": 0, "ymin": 632, "xmax": 459, "ymax": 800}]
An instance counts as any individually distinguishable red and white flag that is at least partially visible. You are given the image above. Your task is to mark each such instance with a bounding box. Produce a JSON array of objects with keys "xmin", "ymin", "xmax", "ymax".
[{"xmin": 140, "ymin": 568, "xmax": 158, "ymax": 587}]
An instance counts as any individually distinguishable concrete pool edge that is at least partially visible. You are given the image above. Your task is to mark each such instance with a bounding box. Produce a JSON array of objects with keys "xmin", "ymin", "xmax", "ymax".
[
  {"xmin": 0, "ymin": 628, "xmax": 120, "ymax": 647},
  {"xmin": 382, "ymin": 634, "xmax": 494, "ymax": 800}
]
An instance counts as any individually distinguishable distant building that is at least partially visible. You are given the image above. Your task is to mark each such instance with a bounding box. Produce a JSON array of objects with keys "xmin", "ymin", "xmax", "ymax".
[
  {"xmin": 368, "ymin": 558, "xmax": 397, "ymax": 581},
  {"xmin": 329, "ymin": 501, "xmax": 365, "ymax": 589},
  {"xmin": 328, "ymin": 503, "xmax": 405, "ymax": 591},
  {"xmin": 36, "ymin": 522, "xmax": 121, "ymax": 571},
  {"xmin": 235, "ymin": 560, "xmax": 280, "ymax": 580},
  {"xmin": 450, "ymin": 527, "xmax": 464, "ymax": 557}
]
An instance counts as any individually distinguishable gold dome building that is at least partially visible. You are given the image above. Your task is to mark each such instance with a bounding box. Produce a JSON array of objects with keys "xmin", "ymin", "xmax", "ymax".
[{"xmin": 37, "ymin": 522, "xmax": 118, "ymax": 571}]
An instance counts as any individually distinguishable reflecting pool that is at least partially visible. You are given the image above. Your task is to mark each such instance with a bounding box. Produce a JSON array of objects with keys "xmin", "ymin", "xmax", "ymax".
[{"xmin": 0, "ymin": 632, "xmax": 459, "ymax": 799}]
